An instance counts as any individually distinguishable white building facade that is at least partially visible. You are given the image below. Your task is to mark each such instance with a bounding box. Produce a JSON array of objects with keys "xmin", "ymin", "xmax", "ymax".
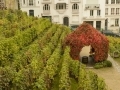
[
  {"xmin": 20, "ymin": 0, "xmax": 106, "ymax": 30},
  {"xmin": 82, "ymin": 0, "xmax": 106, "ymax": 30},
  {"xmin": 105, "ymin": 0, "xmax": 120, "ymax": 33}
]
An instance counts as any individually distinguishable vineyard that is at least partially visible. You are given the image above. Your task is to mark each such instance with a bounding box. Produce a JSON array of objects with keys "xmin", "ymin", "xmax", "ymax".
[
  {"xmin": 107, "ymin": 36, "xmax": 120, "ymax": 58},
  {"xmin": 0, "ymin": 10, "xmax": 108, "ymax": 90}
]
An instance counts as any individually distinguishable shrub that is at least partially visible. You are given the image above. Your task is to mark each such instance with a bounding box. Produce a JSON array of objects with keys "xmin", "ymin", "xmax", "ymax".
[
  {"xmin": 104, "ymin": 60, "xmax": 112, "ymax": 67},
  {"xmin": 94, "ymin": 60, "xmax": 112, "ymax": 69}
]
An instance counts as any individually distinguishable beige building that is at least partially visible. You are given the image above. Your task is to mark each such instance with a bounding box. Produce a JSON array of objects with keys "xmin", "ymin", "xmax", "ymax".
[
  {"xmin": 20, "ymin": 0, "xmax": 106, "ymax": 29},
  {"xmin": 82, "ymin": 0, "xmax": 106, "ymax": 30},
  {"xmin": 105, "ymin": 0, "xmax": 120, "ymax": 33}
]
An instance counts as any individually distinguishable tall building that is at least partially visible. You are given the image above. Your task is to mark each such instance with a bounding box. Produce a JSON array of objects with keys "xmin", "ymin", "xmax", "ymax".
[
  {"xmin": 20, "ymin": 0, "xmax": 106, "ymax": 30},
  {"xmin": 105, "ymin": 0, "xmax": 120, "ymax": 33}
]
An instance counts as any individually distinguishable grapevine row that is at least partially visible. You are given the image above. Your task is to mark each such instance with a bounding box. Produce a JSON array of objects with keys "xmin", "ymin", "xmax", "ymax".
[
  {"xmin": 59, "ymin": 47, "xmax": 71, "ymax": 90},
  {"xmin": 34, "ymin": 44, "xmax": 62, "ymax": 90},
  {"xmin": 12, "ymin": 24, "xmax": 57, "ymax": 70},
  {"xmin": 34, "ymin": 26, "xmax": 70, "ymax": 90},
  {"xmin": 0, "ymin": 18, "xmax": 51, "ymax": 66},
  {"xmin": 40, "ymin": 25, "xmax": 63, "ymax": 65},
  {"xmin": 0, "ymin": 23, "xmax": 69, "ymax": 89}
]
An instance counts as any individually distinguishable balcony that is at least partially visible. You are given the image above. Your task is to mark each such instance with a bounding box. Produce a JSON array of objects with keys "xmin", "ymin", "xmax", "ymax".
[
  {"xmin": 42, "ymin": 0, "xmax": 52, "ymax": 4},
  {"xmin": 71, "ymin": 0, "xmax": 81, "ymax": 3},
  {"xmin": 72, "ymin": 10, "xmax": 79, "ymax": 14},
  {"xmin": 56, "ymin": 9, "xmax": 66, "ymax": 14},
  {"xmin": 85, "ymin": 4, "xmax": 100, "ymax": 10},
  {"xmin": 43, "ymin": 10, "xmax": 50, "ymax": 15}
]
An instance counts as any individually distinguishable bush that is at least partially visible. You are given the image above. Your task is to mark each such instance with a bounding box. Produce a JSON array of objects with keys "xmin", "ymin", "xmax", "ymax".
[
  {"xmin": 94, "ymin": 64, "xmax": 104, "ymax": 69},
  {"xmin": 104, "ymin": 60, "xmax": 112, "ymax": 67},
  {"xmin": 94, "ymin": 60, "xmax": 112, "ymax": 69}
]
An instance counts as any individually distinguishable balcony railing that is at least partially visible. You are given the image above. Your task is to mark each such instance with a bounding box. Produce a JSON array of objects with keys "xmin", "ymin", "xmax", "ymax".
[
  {"xmin": 72, "ymin": 10, "xmax": 79, "ymax": 14},
  {"xmin": 85, "ymin": 4, "xmax": 100, "ymax": 10},
  {"xmin": 56, "ymin": 9, "xmax": 66, "ymax": 14},
  {"xmin": 43, "ymin": 10, "xmax": 50, "ymax": 14}
]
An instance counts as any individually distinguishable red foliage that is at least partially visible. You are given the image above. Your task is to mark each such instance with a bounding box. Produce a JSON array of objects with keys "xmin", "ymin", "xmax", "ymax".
[{"xmin": 64, "ymin": 22, "xmax": 109, "ymax": 62}]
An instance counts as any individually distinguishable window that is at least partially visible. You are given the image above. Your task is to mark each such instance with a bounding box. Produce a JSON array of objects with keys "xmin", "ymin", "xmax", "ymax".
[
  {"xmin": 90, "ymin": 10, "xmax": 93, "ymax": 16},
  {"xmin": 97, "ymin": 10, "xmax": 101, "ymax": 16},
  {"xmin": 111, "ymin": 8, "xmax": 115, "ymax": 15},
  {"xmin": 106, "ymin": 0, "xmax": 109, "ymax": 4},
  {"xmin": 111, "ymin": 0, "xmax": 115, "ymax": 4},
  {"xmin": 116, "ymin": 0, "xmax": 120, "ymax": 4},
  {"xmin": 29, "ymin": 10, "xmax": 34, "ymax": 16},
  {"xmin": 56, "ymin": 3, "xmax": 66, "ymax": 10},
  {"xmin": 116, "ymin": 8, "xmax": 119, "ymax": 15},
  {"xmin": 43, "ymin": 4, "xmax": 50, "ymax": 10},
  {"xmin": 23, "ymin": 0, "xmax": 25, "ymax": 4},
  {"xmin": 72, "ymin": 4, "xmax": 79, "ymax": 10},
  {"xmin": 115, "ymin": 18, "xmax": 119, "ymax": 26},
  {"xmin": 105, "ymin": 8, "xmax": 108, "ymax": 15},
  {"xmin": 29, "ymin": 0, "xmax": 34, "ymax": 6}
]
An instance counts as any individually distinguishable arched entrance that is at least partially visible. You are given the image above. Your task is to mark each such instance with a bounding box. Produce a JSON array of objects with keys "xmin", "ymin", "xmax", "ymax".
[
  {"xmin": 80, "ymin": 46, "xmax": 95, "ymax": 66},
  {"xmin": 63, "ymin": 17, "xmax": 69, "ymax": 26}
]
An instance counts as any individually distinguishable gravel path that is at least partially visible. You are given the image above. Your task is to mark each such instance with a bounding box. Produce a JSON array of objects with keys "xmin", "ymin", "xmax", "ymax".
[{"xmin": 107, "ymin": 54, "xmax": 120, "ymax": 73}]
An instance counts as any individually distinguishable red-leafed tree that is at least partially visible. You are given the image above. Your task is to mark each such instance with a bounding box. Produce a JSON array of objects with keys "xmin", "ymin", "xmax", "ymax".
[{"xmin": 63, "ymin": 22, "xmax": 109, "ymax": 62}]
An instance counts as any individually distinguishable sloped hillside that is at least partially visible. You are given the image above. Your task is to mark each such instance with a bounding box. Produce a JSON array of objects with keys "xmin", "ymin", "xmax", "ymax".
[{"xmin": 0, "ymin": 10, "xmax": 108, "ymax": 90}]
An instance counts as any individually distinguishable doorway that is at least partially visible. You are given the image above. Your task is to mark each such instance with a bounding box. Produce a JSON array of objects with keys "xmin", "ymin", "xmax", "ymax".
[
  {"xmin": 80, "ymin": 46, "xmax": 95, "ymax": 67},
  {"xmin": 96, "ymin": 21, "xmax": 101, "ymax": 30},
  {"xmin": 63, "ymin": 17, "xmax": 69, "ymax": 26},
  {"xmin": 29, "ymin": 10, "xmax": 34, "ymax": 17}
]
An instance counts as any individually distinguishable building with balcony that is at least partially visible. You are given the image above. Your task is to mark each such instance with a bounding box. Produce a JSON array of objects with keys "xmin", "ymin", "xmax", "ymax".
[
  {"xmin": 20, "ymin": 0, "xmax": 82, "ymax": 27},
  {"xmin": 82, "ymin": 0, "xmax": 106, "ymax": 30},
  {"xmin": 20, "ymin": 0, "xmax": 106, "ymax": 30},
  {"xmin": 105, "ymin": 0, "xmax": 120, "ymax": 33}
]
